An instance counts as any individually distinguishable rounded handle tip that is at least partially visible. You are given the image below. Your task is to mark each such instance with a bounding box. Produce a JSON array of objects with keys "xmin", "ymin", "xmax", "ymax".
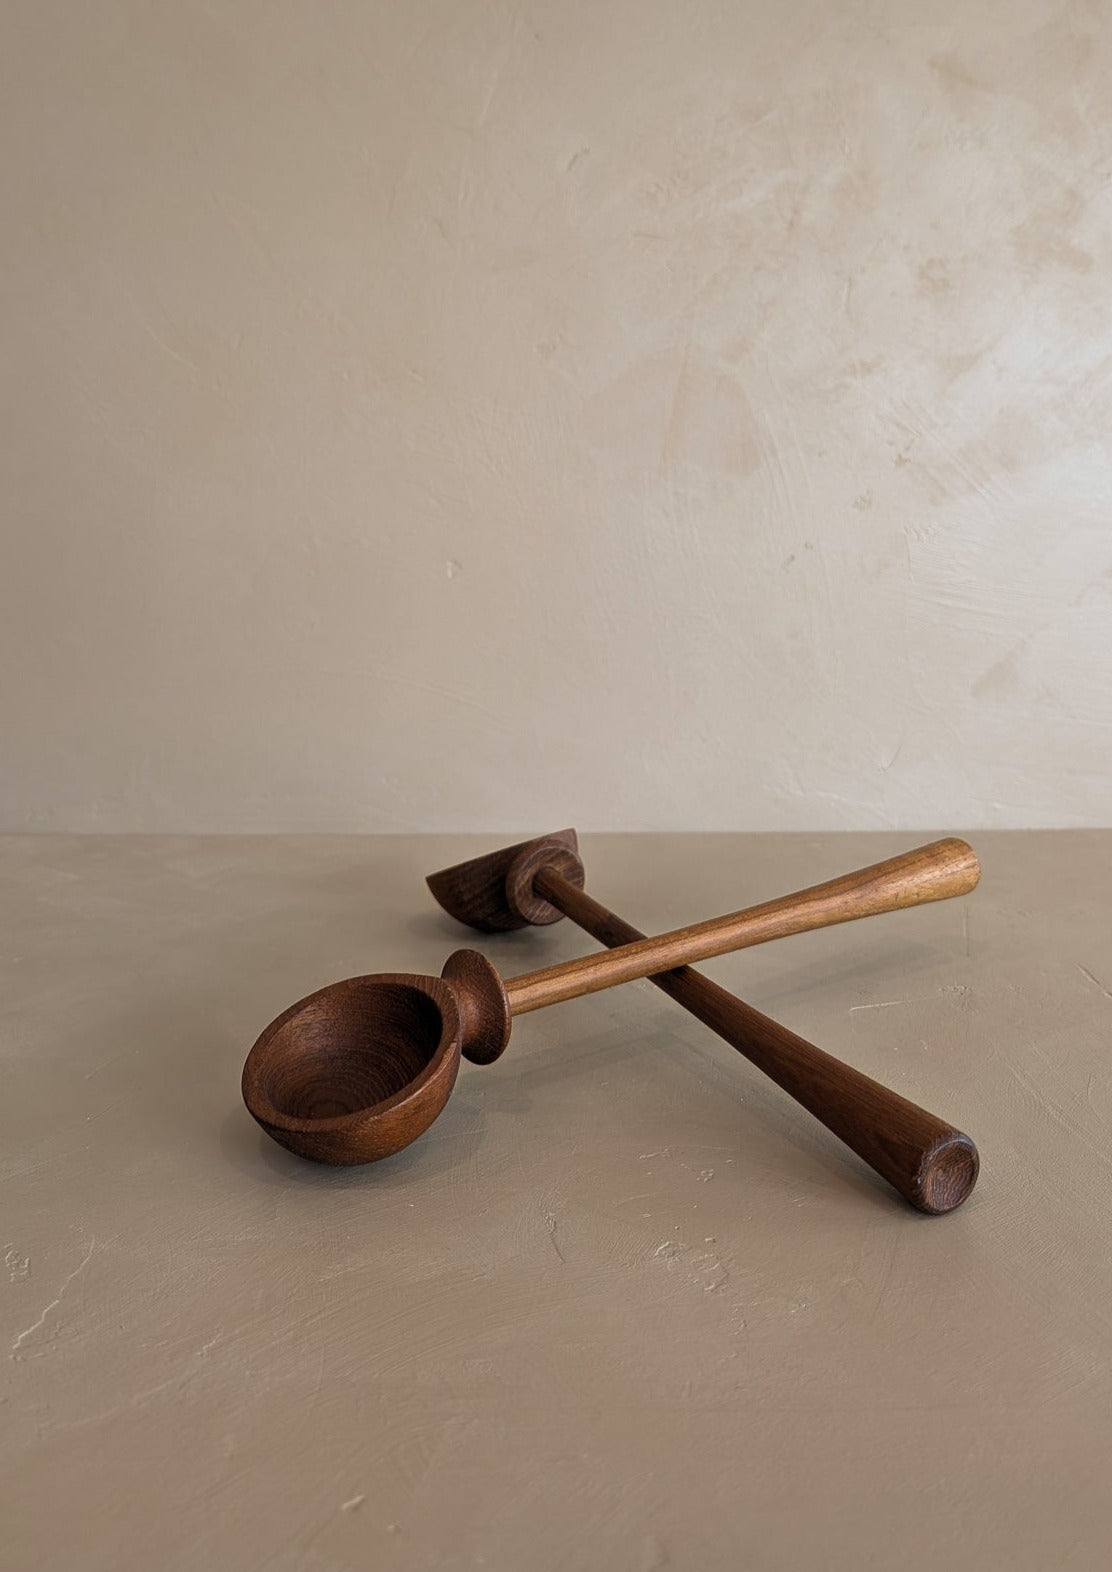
[
  {"xmin": 933, "ymin": 837, "xmax": 981, "ymax": 898},
  {"xmin": 909, "ymin": 1132, "xmax": 980, "ymax": 1214}
]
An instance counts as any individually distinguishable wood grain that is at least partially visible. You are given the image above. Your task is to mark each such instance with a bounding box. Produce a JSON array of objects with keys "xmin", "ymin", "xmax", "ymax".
[
  {"xmin": 426, "ymin": 829, "xmax": 583, "ymax": 931},
  {"xmin": 241, "ymin": 974, "xmax": 463, "ymax": 1165},
  {"xmin": 504, "ymin": 838, "xmax": 980, "ymax": 1014},
  {"xmin": 532, "ymin": 866, "xmax": 978, "ymax": 1214}
]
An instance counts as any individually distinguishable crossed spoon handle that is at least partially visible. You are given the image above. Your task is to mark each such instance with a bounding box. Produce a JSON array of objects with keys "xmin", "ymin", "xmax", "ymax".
[
  {"xmin": 502, "ymin": 839, "xmax": 980, "ymax": 1013},
  {"xmin": 530, "ymin": 865, "xmax": 978, "ymax": 1214}
]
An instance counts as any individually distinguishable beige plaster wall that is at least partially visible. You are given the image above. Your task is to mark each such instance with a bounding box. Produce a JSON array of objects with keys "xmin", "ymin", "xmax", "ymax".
[{"xmin": 2, "ymin": 1, "xmax": 1109, "ymax": 831}]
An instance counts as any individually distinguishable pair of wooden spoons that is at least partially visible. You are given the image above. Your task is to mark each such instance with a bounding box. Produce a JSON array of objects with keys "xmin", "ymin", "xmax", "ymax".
[{"xmin": 241, "ymin": 833, "xmax": 980, "ymax": 1212}]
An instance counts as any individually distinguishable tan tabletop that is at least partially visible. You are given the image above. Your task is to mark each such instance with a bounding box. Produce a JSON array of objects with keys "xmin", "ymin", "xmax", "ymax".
[{"xmin": 2, "ymin": 832, "xmax": 1110, "ymax": 1570}]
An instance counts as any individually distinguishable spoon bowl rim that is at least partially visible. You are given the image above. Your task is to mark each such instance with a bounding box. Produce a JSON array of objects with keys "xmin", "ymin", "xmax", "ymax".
[{"xmin": 241, "ymin": 970, "xmax": 461, "ymax": 1136}]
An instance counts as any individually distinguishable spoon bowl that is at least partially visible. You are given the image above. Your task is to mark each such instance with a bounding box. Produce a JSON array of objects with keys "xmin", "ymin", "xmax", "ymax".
[{"xmin": 241, "ymin": 973, "xmax": 462, "ymax": 1165}]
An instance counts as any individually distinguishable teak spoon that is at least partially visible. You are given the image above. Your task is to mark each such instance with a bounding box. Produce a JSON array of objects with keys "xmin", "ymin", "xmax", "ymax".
[
  {"xmin": 427, "ymin": 831, "xmax": 977, "ymax": 1212},
  {"xmin": 242, "ymin": 839, "xmax": 979, "ymax": 1173}
]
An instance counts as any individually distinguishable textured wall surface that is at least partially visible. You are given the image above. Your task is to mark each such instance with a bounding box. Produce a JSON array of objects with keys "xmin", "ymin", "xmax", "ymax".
[{"xmin": 2, "ymin": 1, "xmax": 1110, "ymax": 831}]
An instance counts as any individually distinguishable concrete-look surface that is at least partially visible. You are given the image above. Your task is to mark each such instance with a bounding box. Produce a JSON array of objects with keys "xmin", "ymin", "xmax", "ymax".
[
  {"xmin": 3, "ymin": 1, "xmax": 1112, "ymax": 835},
  {"xmin": 2, "ymin": 832, "xmax": 1110, "ymax": 1570}
]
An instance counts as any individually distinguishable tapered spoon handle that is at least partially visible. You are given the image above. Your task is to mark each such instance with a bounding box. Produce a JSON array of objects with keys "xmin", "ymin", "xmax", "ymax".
[
  {"xmin": 504, "ymin": 838, "xmax": 979, "ymax": 1015},
  {"xmin": 532, "ymin": 867, "xmax": 978, "ymax": 1214}
]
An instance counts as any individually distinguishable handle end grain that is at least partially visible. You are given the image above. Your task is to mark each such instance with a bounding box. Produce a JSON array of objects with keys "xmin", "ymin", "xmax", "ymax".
[{"xmin": 909, "ymin": 1131, "xmax": 980, "ymax": 1214}]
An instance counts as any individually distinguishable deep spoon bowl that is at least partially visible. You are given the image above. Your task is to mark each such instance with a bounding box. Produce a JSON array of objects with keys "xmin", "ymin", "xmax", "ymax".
[{"xmin": 242, "ymin": 973, "xmax": 462, "ymax": 1165}]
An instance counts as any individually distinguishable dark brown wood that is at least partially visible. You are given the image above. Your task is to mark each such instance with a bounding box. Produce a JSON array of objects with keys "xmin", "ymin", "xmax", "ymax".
[
  {"xmin": 532, "ymin": 866, "xmax": 978, "ymax": 1214},
  {"xmin": 426, "ymin": 829, "xmax": 584, "ymax": 931},
  {"xmin": 241, "ymin": 974, "xmax": 463, "ymax": 1166},
  {"xmin": 241, "ymin": 955, "xmax": 515, "ymax": 1163},
  {"xmin": 441, "ymin": 947, "xmax": 512, "ymax": 1064},
  {"xmin": 243, "ymin": 838, "xmax": 981, "ymax": 1178}
]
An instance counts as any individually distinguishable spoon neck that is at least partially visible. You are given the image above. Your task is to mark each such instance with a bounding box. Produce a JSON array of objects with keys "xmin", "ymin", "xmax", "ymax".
[{"xmin": 441, "ymin": 949, "xmax": 513, "ymax": 1064}]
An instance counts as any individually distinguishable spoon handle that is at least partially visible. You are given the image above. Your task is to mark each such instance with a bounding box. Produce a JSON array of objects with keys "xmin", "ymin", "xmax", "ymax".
[
  {"xmin": 532, "ymin": 867, "xmax": 978, "ymax": 1214},
  {"xmin": 503, "ymin": 839, "xmax": 979, "ymax": 1015}
]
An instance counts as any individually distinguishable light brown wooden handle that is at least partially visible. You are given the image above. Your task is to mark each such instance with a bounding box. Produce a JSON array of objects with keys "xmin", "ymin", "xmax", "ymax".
[
  {"xmin": 533, "ymin": 868, "xmax": 979, "ymax": 1214},
  {"xmin": 504, "ymin": 838, "xmax": 980, "ymax": 1015}
]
